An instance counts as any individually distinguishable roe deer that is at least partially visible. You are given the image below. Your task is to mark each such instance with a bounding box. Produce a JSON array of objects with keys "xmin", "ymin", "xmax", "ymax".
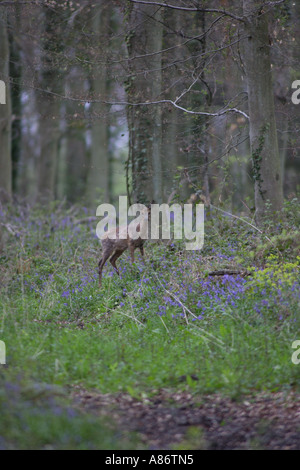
[{"xmin": 98, "ymin": 204, "xmax": 150, "ymax": 287}]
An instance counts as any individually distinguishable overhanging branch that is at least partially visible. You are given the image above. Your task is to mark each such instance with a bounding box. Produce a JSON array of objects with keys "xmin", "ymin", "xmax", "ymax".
[{"xmin": 127, "ymin": 0, "xmax": 245, "ymax": 22}]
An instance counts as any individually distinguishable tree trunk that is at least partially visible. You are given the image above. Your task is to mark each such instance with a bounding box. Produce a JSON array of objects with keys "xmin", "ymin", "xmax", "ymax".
[
  {"xmin": 126, "ymin": 4, "xmax": 163, "ymax": 203},
  {"xmin": 64, "ymin": 65, "xmax": 88, "ymax": 203},
  {"xmin": 8, "ymin": 4, "xmax": 22, "ymax": 193},
  {"xmin": 36, "ymin": 7, "xmax": 61, "ymax": 201},
  {"xmin": 0, "ymin": 7, "xmax": 12, "ymax": 200},
  {"xmin": 161, "ymin": 8, "xmax": 183, "ymax": 201},
  {"xmin": 86, "ymin": 3, "xmax": 110, "ymax": 206},
  {"xmin": 242, "ymin": 0, "xmax": 283, "ymax": 223},
  {"xmin": 149, "ymin": 11, "xmax": 163, "ymax": 204}
]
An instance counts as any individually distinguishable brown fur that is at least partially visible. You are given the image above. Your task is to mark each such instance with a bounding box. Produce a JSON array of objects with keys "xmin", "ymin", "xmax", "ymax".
[{"xmin": 98, "ymin": 209, "xmax": 149, "ymax": 287}]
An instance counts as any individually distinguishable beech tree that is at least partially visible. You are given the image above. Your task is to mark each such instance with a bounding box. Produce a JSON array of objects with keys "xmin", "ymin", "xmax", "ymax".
[
  {"xmin": 242, "ymin": 0, "xmax": 284, "ymax": 222},
  {"xmin": 126, "ymin": 2, "xmax": 164, "ymax": 203},
  {"xmin": 125, "ymin": 0, "xmax": 286, "ymax": 222},
  {"xmin": 0, "ymin": 0, "xmax": 298, "ymax": 219},
  {"xmin": 0, "ymin": 6, "xmax": 12, "ymax": 200},
  {"xmin": 86, "ymin": 1, "xmax": 111, "ymax": 205},
  {"xmin": 36, "ymin": 6, "xmax": 62, "ymax": 201}
]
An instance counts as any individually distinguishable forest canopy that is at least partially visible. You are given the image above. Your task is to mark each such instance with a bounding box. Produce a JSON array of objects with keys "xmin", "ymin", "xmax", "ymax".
[{"xmin": 0, "ymin": 0, "xmax": 299, "ymax": 222}]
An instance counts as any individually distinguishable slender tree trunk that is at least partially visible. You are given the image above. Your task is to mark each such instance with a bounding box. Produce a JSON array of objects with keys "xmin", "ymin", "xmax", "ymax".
[
  {"xmin": 149, "ymin": 9, "xmax": 163, "ymax": 203},
  {"xmin": 0, "ymin": 7, "xmax": 12, "ymax": 200},
  {"xmin": 195, "ymin": 9, "xmax": 211, "ymax": 206},
  {"xmin": 15, "ymin": 5, "xmax": 38, "ymax": 200},
  {"xmin": 161, "ymin": 8, "xmax": 182, "ymax": 200},
  {"xmin": 126, "ymin": 4, "xmax": 163, "ymax": 203},
  {"xmin": 86, "ymin": 3, "xmax": 110, "ymax": 205},
  {"xmin": 36, "ymin": 8, "xmax": 61, "ymax": 201},
  {"xmin": 64, "ymin": 65, "xmax": 88, "ymax": 203},
  {"xmin": 17, "ymin": 88, "xmax": 38, "ymax": 200},
  {"xmin": 8, "ymin": 4, "xmax": 22, "ymax": 193},
  {"xmin": 36, "ymin": 92, "xmax": 60, "ymax": 202},
  {"xmin": 242, "ymin": 0, "xmax": 283, "ymax": 223}
]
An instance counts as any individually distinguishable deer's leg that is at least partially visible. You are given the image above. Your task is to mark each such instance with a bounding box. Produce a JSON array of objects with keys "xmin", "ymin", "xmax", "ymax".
[
  {"xmin": 129, "ymin": 243, "xmax": 135, "ymax": 264},
  {"xmin": 109, "ymin": 250, "xmax": 124, "ymax": 276},
  {"xmin": 139, "ymin": 244, "xmax": 145, "ymax": 263},
  {"xmin": 98, "ymin": 251, "xmax": 110, "ymax": 287}
]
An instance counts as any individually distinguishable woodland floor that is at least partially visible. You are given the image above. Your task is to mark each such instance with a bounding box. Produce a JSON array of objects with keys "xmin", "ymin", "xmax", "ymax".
[
  {"xmin": 72, "ymin": 388, "xmax": 300, "ymax": 450},
  {"xmin": 2, "ymin": 203, "xmax": 300, "ymax": 449}
]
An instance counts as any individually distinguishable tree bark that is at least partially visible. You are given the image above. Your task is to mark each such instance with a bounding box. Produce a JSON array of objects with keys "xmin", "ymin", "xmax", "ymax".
[
  {"xmin": 36, "ymin": 7, "xmax": 61, "ymax": 201},
  {"xmin": 0, "ymin": 7, "xmax": 12, "ymax": 200},
  {"xmin": 161, "ymin": 8, "xmax": 183, "ymax": 200},
  {"xmin": 242, "ymin": 0, "xmax": 283, "ymax": 223},
  {"xmin": 8, "ymin": 4, "xmax": 22, "ymax": 193},
  {"xmin": 126, "ymin": 3, "xmax": 163, "ymax": 203},
  {"xmin": 86, "ymin": 3, "xmax": 110, "ymax": 206},
  {"xmin": 63, "ymin": 65, "xmax": 88, "ymax": 203}
]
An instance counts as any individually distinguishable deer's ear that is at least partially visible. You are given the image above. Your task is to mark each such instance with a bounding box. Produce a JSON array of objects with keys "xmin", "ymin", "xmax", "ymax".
[{"xmin": 147, "ymin": 200, "xmax": 155, "ymax": 210}]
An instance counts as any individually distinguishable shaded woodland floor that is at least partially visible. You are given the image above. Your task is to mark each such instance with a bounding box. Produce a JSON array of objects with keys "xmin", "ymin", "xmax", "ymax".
[
  {"xmin": 72, "ymin": 388, "xmax": 300, "ymax": 450},
  {"xmin": 1, "ymin": 201, "xmax": 300, "ymax": 449}
]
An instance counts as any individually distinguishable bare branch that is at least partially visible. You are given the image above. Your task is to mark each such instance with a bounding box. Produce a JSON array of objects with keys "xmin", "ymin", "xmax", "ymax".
[
  {"xmin": 73, "ymin": 217, "xmax": 97, "ymax": 226},
  {"xmin": 121, "ymin": 14, "xmax": 226, "ymax": 64},
  {"xmin": 123, "ymin": 34, "xmax": 248, "ymax": 80},
  {"xmin": 208, "ymin": 270, "xmax": 251, "ymax": 277},
  {"xmin": 262, "ymin": 0, "xmax": 287, "ymax": 6},
  {"xmin": 0, "ymin": 1, "xmax": 42, "ymax": 5},
  {"xmin": 127, "ymin": 0, "xmax": 245, "ymax": 22},
  {"xmin": 67, "ymin": 3, "xmax": 89, "ymax": 27},
  {"xmin": 168, "ymin": 100, "xmax": 249, "ymax": 120},
  {"xmin": 210, "ymin": 205, "xmax": 273, "ymax": 243},
  {"xmin": 5, "ymin": 76, "xmax": 249, "ymax": 120}
]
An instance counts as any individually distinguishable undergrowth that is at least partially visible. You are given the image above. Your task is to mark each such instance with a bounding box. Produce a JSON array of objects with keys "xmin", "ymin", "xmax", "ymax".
[{"xmin": 0, "ymin": 199, "xmax": 299, "ymax": 449}]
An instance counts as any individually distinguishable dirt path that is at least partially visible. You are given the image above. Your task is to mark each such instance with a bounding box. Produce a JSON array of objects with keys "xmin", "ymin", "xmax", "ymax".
[{"xmin": 71, "ymin": 388, "xmax": 300, "ymax": 450}]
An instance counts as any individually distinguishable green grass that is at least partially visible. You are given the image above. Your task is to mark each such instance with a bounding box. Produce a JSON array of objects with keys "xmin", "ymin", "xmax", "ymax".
[
  {"xmin": 2, "ymin": 309, "xmax": 298, "ymax": 396},
  {"xmin": 0, "ymin": 375, "xmax": 140, "ymax": 450},
  {"xmin": 0, "ymin": 200, "xmax": 300, "ymax": 448}
]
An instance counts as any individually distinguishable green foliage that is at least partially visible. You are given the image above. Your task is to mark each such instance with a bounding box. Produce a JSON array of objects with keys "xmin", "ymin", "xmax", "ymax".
[
  {"xmin": 251, "ymin": 123, "xmax": 270, "ymax": 198},
  {"xmin": 254, "ymin": 231, "xmax": 300, "ymax": 262},
  {"xmin": 0, "ymin": 201, "xmax": 300, "ymax": 448},
  {"xmin": 0, "ymin": 375, "xmax": 138, "ymax": 450}
]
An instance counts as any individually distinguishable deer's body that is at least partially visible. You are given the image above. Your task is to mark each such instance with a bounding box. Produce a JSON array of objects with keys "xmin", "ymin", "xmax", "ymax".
[{"xmin": 98, "ymin": 213, "xmax": 148, "ymax": 287}]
